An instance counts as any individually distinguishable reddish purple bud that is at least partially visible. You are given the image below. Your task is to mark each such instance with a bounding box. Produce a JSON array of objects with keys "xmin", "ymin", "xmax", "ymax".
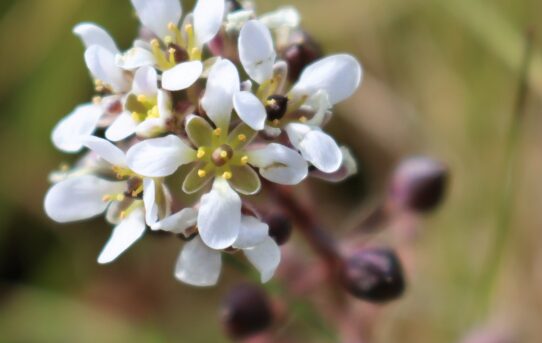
[
  {"xmin": 265, "ymin": 213, "xmax": 292, "ymax": 245},
  {"xmin": 220, "ymin": 284, "xmax": 273, "ymax": 339},
  {"xmin": 281, "ymin": 31, "xmax": 322, "ymax": 82},
  {"xmin": 340, "ymin": 247, "xmax": 405, "ymax": 303},
  {"xmin": 390, "ymin": 156, "xmax": 449, "ymax": 213}
]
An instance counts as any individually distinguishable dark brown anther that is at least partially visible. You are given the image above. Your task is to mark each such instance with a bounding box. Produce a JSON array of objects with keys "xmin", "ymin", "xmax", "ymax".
[
  {"xmin": 340, "ymin": 247, "xmax": 405, "ymax": 303},
  {"xmin": 265, "ymin": 95, "xmax": 289, "ymax": 121},
  {"xmin": 220, "ymin": 283, "xmax": 273, "ymax": 339},
  {"xmin": 265, "ymin": 213, "xmax": 293, "ymax": 245},
  {"xmin": 282, "ymin": 31, "xmax": 322, "ymax": 82},
  {"xmin": 168, "ymin": 43, "xmax": 189, "ymax": 63},
  {"xmin": 211, "ymin": 144, "xmax": 234, "ymax": 167}
]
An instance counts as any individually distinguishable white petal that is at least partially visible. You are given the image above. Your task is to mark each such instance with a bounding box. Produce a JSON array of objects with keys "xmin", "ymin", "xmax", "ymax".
[
  {"xmin": 97, "ymin": 207, "xmax": 146, "ymax": 264},
  {"xmin": 197, "ymin": 178, "xmax": 241, "ymax": 250},
  {"xmin": 305, "ymin": 90, "xmax": 332, "ymax": 127},
  {"xmin": 286, "ymin": 123, "xmax": 342, "ymax": 173},
  {"xmin": 126, "ymin": 135, "xmax": 195, "ymax": 177},
  {"xmin": 44, "ymin": 175, "xmax": 125, "ymax": 223},
  {"xmin": 201, "ymin": 59, "xmax": 239, "ymax": 128},
  {"xmin": 238, "ymin": 20, "xmax": 276, "ymax": 84},
  {"xmin": 85, "ymin": 45, "xmax": 129, "ymax": 92},
  {"xmin": 161, "ymin": 61, "xmax": 203, "ymax": 91},
  {"xmin": 248, "ymin": 143, "xmax": 308, "ymax": 185},
  {"xmin": 291, "ymin": 54, "xmax": 362, "ymax": 104},
  {"xmin": 244, "ymin": 237, "xmax": 281, "ymax": 283},
  {"xmin": 175, "ymin": 237, "xmax": 222, "ymax": 286},
  {"xmin": 311, "ymin": 146, "xmax": 358, "ymax": 182},
  {"xmin": 157, "ymin": 89, "xmax": 173, "ymax": 120},
  {"xmin": 135, "ymin": 118, "xmax": 167, "ymax": 138},
  {"xmin": 143, "ymin": 178, "xmax": 158, "ymax": 226},
  {"xmin": 105, "ymin": 112, "xmax": 137, "ymax": 142},
  {"xmin": 116, "ymin": 47, "xmax": 155, "ymax": 70},
  {"xmin": 73, "ymin": 22, "xmax": 119, "ymax": 53},
  {"xmin": 151, "ymin": 208, "xmax": 198, "ymax": 234},
  {"xmin": 132, "ymin": 65, "xmax": 158, "ymax": 96},
  {"xmin": 233, "ymin": 216, "xmax": 268, "ymax": 249},
  {"xmin": 52, "ymin": 104, "xmax": 102, "ymax": 153},
  {"xmin": 82, "ymin": 136, "xmax": 127, "ymax": 167},
  {"xmin": 131, "ymin": 0, "xmax": 182, "ymax": 39},
  {"xmin": 259, "ymin": 6, "xmax": 300, "ymax": 29},
  {"xmin": 194, "ymin": 0, "xmax": 224, "ymax": 47},
  {"xmin": 233, "ymin": 91, "xmax": 266, "ymax": 130}
]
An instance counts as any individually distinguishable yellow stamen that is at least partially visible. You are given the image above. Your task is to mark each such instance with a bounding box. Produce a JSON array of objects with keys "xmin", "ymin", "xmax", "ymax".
[
  {"xmin": 197, "ymin": 148, "xmax": 206, "ymax": 159},
  {"xmin": 116, "ymin": 194, "xmax": 125, "ymax": 202},
  {"xmin": 266, "ymin": 98, "xmax": 277, "ymax": 106},
  {"xmin": 137, "ymin": 94, "xmax": 147, "ymax": 103},
  {"xmin": 102, "ymin": 195, "xmax": 112, "ymax": 202},
  {"xmin": 299, "ymin": 116, "xmax": 308, "ymax": 123},
  {"xmin": 213, "ymin": 128, "xmax": 222, "ymax": 136},
  {"xmin": 198, "ymin": 169, "xmax": 207, "ymax": 178},
  {"xmin": 164, "ymin": 35, "xmax": 173, "ymax": 45},
  {"xmin": 168, "ymin": 22, "xmax": 177, "ymax": 32},
  {"xmin": 240, "ymin": 156, "xmax": 249, "ymax": 165},
  {"xmin": 92, "ymin": 96, "xmax": 102, "ymax": 104},
  {"xmin": 151, "ymin": 39, "xmax": 160, "ymax": 48},
  {"xmin": 120, "ymin": 211, "xmax": 127, "ymax": 220},
  {"xmin": 237, "ymin": 134, "xmax": 247, "ymax": 142},
  {"xmin": 147, "ymin": 106, "xmax": 160, "ymax": 118},
  {"xmin": 219, "ymin": 150, "xmax": 228, "ymax": 158},
  {"xmin": 272, "ymin": 119, "xmax": 280, "ymax": 126},
  {"xmin": 222, "ymin": 171, "xmax": 232, "ymax": 180},
  {"xmin": 131, "ymin": 184, "xmax": 144, "ymax": 197}
]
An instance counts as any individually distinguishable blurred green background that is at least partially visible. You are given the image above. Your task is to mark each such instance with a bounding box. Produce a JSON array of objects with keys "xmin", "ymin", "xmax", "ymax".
[{"xmin": 1, "ymin": 0, "xmax": 541, "ymax": 342}]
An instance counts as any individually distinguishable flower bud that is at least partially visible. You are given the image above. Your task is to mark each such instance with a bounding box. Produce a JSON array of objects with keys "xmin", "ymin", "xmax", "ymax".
[
  {"xmin": 389, "ymin": 156, "xmax": 449, "ymax": 213},
  {"xmin": 281, "ymin": 31, "xmax": 321, "ymax": 82},
  {"xmin": 265, "ymin": 213, "xmax": 292, "ymax": 245},
  {"xmin": 220, "ymin": 283, "xmax": 273, "ymax": 339},
  {"xmin": 340, "ymin": 248, "xmax": 405, "ymax": 303}
]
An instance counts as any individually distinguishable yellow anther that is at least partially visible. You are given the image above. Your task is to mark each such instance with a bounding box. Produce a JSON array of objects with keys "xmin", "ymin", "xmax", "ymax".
[
  {"xmin": 185, "ymin": 23, "xmax": 194, "ymax": 34},
  {"xmin": 120, "ymin": 211, "xmax": 127, "ymax": 220},
  {"xmin": 131, "ymin": 184, "xmax": 144, "ymax": 197},
  {"xmin": 168, "ymin": 22, "xmax": 177, "ymax": 31},
  {"xmin": 196, "ymin": 148, "xmax": 206, "ymax": 159},
  {"xmin": 237, "ymin": 134, "xmax": 247, "ymax": 142},
  {"xmin": 102, "ymin": 195, "xmax": 112, "ymax": 202},
  {"xmin": 222, "ymin": 171, "xmax": 232, "ymax": 180},
  {"xmin": 164, "ymin": 35, "xmax": 173, "ymax": 45},
  {"xmin": 272, "ymin": 119, "xmax": 280, "ymax": 126},
  {"xmin": 151, "ymin": 39, "xmax": 160, "ymax": 48},
  {"xmin": 137, "ymin": 94, "xmax": 147, "ymax": 103},
  {"xmin": 219, "ymin": 150, "xmax": 228, "ymax": 158},
  {"xmin": 131, "ymin": 112, "xmax": 141, "ymax": 122},
  {"xmin": 266, "ymin": 98, "xmax": 277, "ymax": 106},
  {"xmin": 116, "ymin": 194, "xmax": 125, "ymax": 202},
  {"xmin": 147, "ymin": 106, "xmax": 160, "ymax": 118},
  {"xmin": 213, "ymin": 128, "xmax": 222, "ymax": 136},
  {"xmin": 198, "ymin": 169, "xmax": 207, "ymax": 178},
  {"xmin": 92, "ymin": 96, "xmax": 102, "ymax": 104},
  {"xmin": 60, "ymin": 163, "xmax": 69, "ymax": 172},
  {"xmin": 240, "ymin": 156, "xmax": 249, "ymax": 165},
  {"xmin": 299, "ymin": 116, "xmax": 308, "ymax": 123}
]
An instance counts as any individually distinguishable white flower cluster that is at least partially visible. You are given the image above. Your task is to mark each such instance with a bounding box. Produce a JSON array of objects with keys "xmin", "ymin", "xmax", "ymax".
[{"xmin": 44, "ymin": 0, "xmax": 362, "ymax": 286}]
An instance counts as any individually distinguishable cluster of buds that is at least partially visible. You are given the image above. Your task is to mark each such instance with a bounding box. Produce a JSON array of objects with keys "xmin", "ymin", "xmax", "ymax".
[{"xmin": 44, "ymin": 0, "xmax": 362, "ymax": 287}]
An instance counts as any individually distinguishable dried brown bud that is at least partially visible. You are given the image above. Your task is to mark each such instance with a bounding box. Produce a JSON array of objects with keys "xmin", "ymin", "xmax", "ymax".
[
  {"xmin": 340, "ymin": 247, "xmax": 405, "ymax": 303},
  {"xmin": 220, "ymin": 283, "xmax": 273, "ymax": 339},
  {"xmin": 281, "ymin": 31, "xmax": 322, "ymax": 82},
  {"xmin": 390, "ymin": 156, "xmax": 449, "ymax": 213},
  {"xmin": 265, "ymin": 213, "xmax": 292, "ymax": 245}
]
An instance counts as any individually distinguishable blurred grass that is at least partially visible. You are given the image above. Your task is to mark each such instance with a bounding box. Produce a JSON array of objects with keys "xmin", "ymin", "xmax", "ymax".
[{"xmin": 1, "ymin": 0, "xmax": 541, "ymax": 342}]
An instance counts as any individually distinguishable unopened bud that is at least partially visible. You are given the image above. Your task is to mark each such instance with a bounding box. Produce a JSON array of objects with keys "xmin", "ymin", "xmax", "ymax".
[
  {"xmin": 390, "ymin": 156, "xmax": 449, "ymax": 213},
  {"xmin": 220, "ymin": 283, "xmax": 273, "ymax": 339},
  {"xmin": 265, "ymin": 213, "xmax": 292, "ymax": 245},
  {"xmin": 281, "ymin": 31, "xmax": 321, "ymax": 82},
  {"xmin": 340, "ymin": 248, "xmax": 405, "ymax": 303}
]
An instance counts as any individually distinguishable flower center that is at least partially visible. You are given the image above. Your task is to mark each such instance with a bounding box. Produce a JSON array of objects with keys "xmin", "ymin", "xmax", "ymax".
[
  {"xmin": 127, "ymin": 94, "xmax": 159, "ymax": 123},
  {"xmin": 211, "ymin": 144, "xmax": 234, "ymax": 167},
  {"xmin": 265, "ymin": 95, "xmax": 289, "ymax": 122}
]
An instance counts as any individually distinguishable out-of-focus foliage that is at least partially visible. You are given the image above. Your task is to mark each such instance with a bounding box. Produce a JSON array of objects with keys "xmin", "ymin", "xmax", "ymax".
[{"xmin": 0, "ymin": 0, "xmax": 541, "ymax": 342}]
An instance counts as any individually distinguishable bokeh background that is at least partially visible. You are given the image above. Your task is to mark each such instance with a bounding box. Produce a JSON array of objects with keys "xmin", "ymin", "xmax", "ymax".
[{"xmin": 1, "ymin": 0, "xmax": 542, "ymax": 342}]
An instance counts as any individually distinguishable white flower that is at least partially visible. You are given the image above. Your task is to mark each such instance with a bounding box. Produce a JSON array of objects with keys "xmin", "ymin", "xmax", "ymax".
[
  {"xmin": 118, "ymin": 0, "xmax": 225, "ymax": 91},
  {"xmin": 152, "ymin": 209, "xmax": 281, "ymax": 286},
  {"xmin": 106, "ymin": 66, "xmax": 173, "ymax": 141},
  {"xmin": 44, "ymin": 137, "xmax": 172, "ymax": 263},
  {"xmin": 237, "ymin": 20, "xmax": 363, "ymax": 173}
]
